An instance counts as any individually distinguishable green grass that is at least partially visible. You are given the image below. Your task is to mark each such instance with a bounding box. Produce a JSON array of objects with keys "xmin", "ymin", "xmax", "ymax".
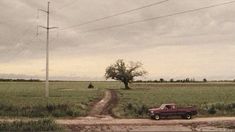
[
  {"xmin": 1, "ymin": 81, "xmax": 235, "ymax": 118},
  {"xmin": 0, "ymin": 118, "xmax": 62, "ymax": 131},
  {"xmin": 113, "ymin": 83, "xmax": 235, "ymax": 118},
  {"xmin": 0, "ymin": 81, "xmax": 120, "ymax": 117}
]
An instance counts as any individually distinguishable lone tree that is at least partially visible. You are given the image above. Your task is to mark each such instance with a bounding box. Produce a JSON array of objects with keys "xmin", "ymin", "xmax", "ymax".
[
  {"xmin": 105, "ymin": 59, "xmax": 147, "ymax": 89},
  {"xmin": 203, "ymin": 78, "xmax": 207, "ymax": 82}
]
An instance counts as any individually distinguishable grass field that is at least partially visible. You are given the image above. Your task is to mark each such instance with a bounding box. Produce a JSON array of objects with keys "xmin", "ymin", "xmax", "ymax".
[
  {"xmin": 0, "ymin": 81, "xmax": 120, "ymax": 117},
  {"xmin": 0, "ymin": 81, "xmax": 235, "ymax": 118},
  {"xmin": 113, "ymin": 83, "xmax": 235, "ymax": 118}
]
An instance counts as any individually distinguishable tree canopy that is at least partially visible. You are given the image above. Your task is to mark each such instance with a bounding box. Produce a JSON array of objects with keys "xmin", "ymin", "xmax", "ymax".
[{"xmin": 105, "ymin": 59, "xmax": 147, "ymax": 89}]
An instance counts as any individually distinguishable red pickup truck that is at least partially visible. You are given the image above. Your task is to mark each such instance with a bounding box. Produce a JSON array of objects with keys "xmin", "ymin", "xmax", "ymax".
[{"xmin": 148, "ymin": 103, "xmax": 197, "ymax": 120}]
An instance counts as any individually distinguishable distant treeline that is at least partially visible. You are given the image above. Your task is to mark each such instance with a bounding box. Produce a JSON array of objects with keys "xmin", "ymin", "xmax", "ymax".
[
  {"xmin": 134, "ymin": 78, "xmax": 235, "ymax": 83},
  {"xmin": 0, "ymin": 79, "xmax": 41, "ymax": 82}
]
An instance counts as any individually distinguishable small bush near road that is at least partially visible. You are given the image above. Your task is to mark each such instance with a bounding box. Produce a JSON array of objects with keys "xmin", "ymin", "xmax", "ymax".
[
  {"xmin": 123, "ymin": 103, "xmax": 149, "ymax": 118},
  {"xmin": 204, "ymin": 102, "xmax": 235, "ymax": 115},
  {"xmin": 207, "ymin": 105, "xmax": 217, "ymax": 114}
]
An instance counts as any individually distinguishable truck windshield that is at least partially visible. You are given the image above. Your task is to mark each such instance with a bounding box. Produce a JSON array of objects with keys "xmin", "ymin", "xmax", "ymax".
[{"xmin": 160, "ymin": 104, "xmax": 166, "ymax": 109}]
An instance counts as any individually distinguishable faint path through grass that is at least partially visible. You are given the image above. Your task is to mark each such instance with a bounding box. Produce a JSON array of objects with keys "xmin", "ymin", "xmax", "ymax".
[{"xmin": 89, "ymin": 90, "xmax": 118, "ymax": 117}]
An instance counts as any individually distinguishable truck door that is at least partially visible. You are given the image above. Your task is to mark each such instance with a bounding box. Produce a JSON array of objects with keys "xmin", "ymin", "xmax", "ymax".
[
  {"xmin": 170, "ymin": 105, "xmax": 178, "ymax": 116},
  {"xmin": 162, "ymin": 105, "xmax": 175, "ymax": 116}
]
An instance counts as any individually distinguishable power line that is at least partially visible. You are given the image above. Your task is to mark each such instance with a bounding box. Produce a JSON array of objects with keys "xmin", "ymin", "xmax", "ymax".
[
  {"xmin": 61, "ymin": 0, "xmax": 169, "ymax": 30},
  {"xmin": 2, "ymin": 9, "xmax": 40, "ymax": 63},
  {"xmin": 57, "ymin": 0, "xmax": 78, "ymax": 10},
  {"xmin": 11, "ymin": 10, "xmax": 43, "ymax": 59},
  {"xmin": 81, "ymin": 0, "xmax": 235, "ymax": 33},
  {"xmin": 15, "ymin": 35, "xmax": 39, "ymax": 56},
  {"xmin": 11, "ymin": 9, "xmax": 43, "ymax": 59},
  {"xmin": 3, "ymin": 34, "xmax": 40, "ymax": 63},
  {"xmin": 4, "ymin": 9, "xmax": 39, "ymax": 52}
]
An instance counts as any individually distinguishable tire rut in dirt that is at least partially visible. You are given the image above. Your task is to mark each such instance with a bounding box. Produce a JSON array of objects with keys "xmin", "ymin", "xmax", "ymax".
[
  {"xmin": 101, "ymin": 90, "xmax": 118, "ymax": 116},
  {"xmin": 88, "ymin": 90, "xmax": 118, "ymax": 117}
]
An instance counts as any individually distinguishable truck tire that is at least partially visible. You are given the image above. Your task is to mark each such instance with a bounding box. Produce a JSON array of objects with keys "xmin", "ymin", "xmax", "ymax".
[
  {"xmin": 154, "ymin": 114, "xmax": 160, "ymax": 120},
  {"xmin": 185, "ymin": 113, "xmax": 192, "ymax": 120}
]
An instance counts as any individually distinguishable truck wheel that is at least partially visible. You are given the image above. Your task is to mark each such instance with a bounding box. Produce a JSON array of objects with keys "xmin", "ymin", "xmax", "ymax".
[
  {"xmin": 185, "ymin": 114, "xmax": 191, "ymax": 120},
  {"xmin": 154, "ymin": 114, "xmax": 160, "ymax": 120}
]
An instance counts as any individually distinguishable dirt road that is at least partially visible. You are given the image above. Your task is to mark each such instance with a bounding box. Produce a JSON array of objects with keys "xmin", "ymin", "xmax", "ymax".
[
  {"xmin": 57, "ymin": 117, "xmax": 235, "ymax": 125},
  {"xmin": 57, "ymin": 116, "xmax": 235, "ymax": 131}
]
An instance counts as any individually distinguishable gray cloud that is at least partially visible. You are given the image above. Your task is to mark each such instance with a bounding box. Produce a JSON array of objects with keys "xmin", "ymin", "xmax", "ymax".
[{"xmin": 0, "ymin": 0, "xmax": 235, "ymax": 80}]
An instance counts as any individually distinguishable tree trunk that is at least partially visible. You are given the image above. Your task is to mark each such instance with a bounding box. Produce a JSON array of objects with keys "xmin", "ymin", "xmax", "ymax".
[{"xmin": 123, "ymin": 81, "xmax": 130, "ymax": 89}]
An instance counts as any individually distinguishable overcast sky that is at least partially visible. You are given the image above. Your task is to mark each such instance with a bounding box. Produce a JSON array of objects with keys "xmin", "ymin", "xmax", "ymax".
[{"xmin": 0, "ymin": 0, "xmax": 235, "ymax": 80}]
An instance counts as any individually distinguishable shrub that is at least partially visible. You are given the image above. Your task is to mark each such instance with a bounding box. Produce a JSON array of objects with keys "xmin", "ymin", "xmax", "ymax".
[
  {"xmin": 88, "ymin": 83, "xmax": 94, "ymax": 89},
  {"xmin": 137, "ymin": 105, "xmax": 148, "ymax": 116},
  {"xmin": 126, "ymin": 103, "xmax": 133, "ymax": 110},
  {"xmin": 204, "ymin": 102, "xmax": 235, "ymax": 115},
  {"xmin": 123, "ymin": 103, "xmax": 149, "ymax": 118},
  {"xmin": 203, "ymin": 78, "xmax": 207, "ymax": 82},
  {"xmin": 207, "ymin": 105, "xmax": 216, "ymax": 114},
  {"xmin": 224, "ymin": 103, "xmax": 235, "ymax": 111}
]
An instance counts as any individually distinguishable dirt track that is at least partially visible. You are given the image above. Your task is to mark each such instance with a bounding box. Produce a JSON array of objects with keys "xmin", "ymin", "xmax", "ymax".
[{"xmin": 89, "ymin": 90, "xmax": 118, "ymax": 116}]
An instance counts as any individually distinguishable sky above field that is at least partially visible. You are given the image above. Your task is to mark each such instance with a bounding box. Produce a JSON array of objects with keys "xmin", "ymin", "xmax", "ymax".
[{"xmin": 0, "ymin": 0, "xmax": 235, "ymax": 81}]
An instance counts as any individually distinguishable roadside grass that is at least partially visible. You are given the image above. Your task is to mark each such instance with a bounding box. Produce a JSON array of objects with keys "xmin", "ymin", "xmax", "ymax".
[
  {"xmin": 211, "ymin": 121, "xmax": 235, "ymax": 130},
  {"xmin": 113, "ymin": 83, "xmax": 235, "ymax": 118},
  {"xmin": 0, "ymin": 118, "xmax": 62, "ymax": 131},
  {"xmin": 0, "ymin": 81, "xmax": 120, "ymax": 117}
]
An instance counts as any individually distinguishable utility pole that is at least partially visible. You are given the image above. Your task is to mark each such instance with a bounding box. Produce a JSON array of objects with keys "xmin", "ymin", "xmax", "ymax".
[{"xmin": 38, "ymin": 1, "xmax": 58, "ymax": 97}]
